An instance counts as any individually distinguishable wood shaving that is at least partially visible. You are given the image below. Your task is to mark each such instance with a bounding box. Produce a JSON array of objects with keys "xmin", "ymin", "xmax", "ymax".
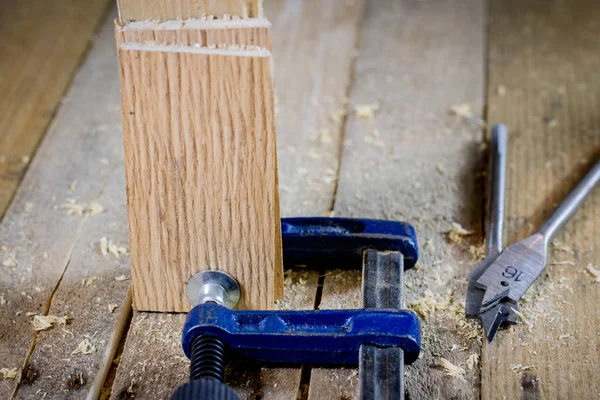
[
  {"xmin": 72, "ymin": 339, "xmax": 95, "ymax": 355},
  {"xmin": 354, "ymin": 103, "xmax": 378, "ymax": 119},
  {"xmin": 99, "ymin": 237, "xmax": 129, "ymax": 258},
  {"xmin": 551, "ymin": 240, "xmax": 572, "ymax": 253},
  {"xmin": 550, "ymin": 260, "xmax": 575, "ymax": 266},
  {"xmin": 61, "ymin": 199, "xmax": 105, "ymax": 216},
  {"xmin": 21, "ymin": 156, "xmax": 30, "ymax": 164},
  {"xmin": 33, "ymin": 315, "xmax": 68, "ymax": 331},
  {"xmin": 447, "ymin": 222, "xmax": 474, "ymax": 243},
  {"xmin": 469, "ymin": 243, "xmax": 486, "ymax": 261},
  {"xmin": 69, "ymin": 181, "xmax": 78, "ymax": 191},
  {"xmin": 559, "ymin": 333, "xmax": 571, "ymax": 340},
  {"xmin": 585, "ymin": 264, "xmax": 600, "ymax": 283},
  {"xmin": 115, "ymin": 275, "xmax": 130, "ymax": 281},
  {"xmin": 82, "ymin": 277, "xmax": 97, "ymax": 287},
  {"xmin": 436, "ymin": 164, "xmax": 446, "ymax": 175},
  {"xmin": 434, "ymin": 358, "xmax": 466, "ymax": 382},
  {"xmin": 449, "ymin": 103, "xmax": 485, "ymax": 127},
  {"xmin": 318, "ymin": 128, "xmax": 333, "ymax": 144},
  {"xmin": 510, "ymin": 364, "xmax": 535, "ymax": 373},
  {"xmin": 0, "ymin": 368, "xmax": 17, "ymax": 379},
  {"xmin": 2, "ymin": 257, "xmax": 16, "ymax": 268},
  {"xmin": 0, "ymin": 294, "xmax": 5, "ymax": 305},
  {"xmin": 108, "ymin": 304, "xmax": 119, "ymax": 313},
  {"xmin": 466, "ymin": 354, "xmax": 479, "ymax": 370}
]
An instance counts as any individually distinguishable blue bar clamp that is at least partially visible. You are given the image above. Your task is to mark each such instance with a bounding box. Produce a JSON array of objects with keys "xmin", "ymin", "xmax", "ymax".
[{"xmin": 173, "ymin": 218, "xmax": 421, "ymax": 400}]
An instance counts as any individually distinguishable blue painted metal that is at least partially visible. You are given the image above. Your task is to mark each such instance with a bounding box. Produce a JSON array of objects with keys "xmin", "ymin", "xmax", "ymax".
[
  {"xmin": 281, "ymin": 217, "xmax": 418, "ymax": 269},
  {"xmin": 182, "ymin": 303, "xmax": 421, "ymax": 365}
]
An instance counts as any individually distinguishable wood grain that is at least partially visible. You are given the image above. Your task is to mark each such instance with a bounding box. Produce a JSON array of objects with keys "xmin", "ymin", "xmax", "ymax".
[
  {"xmin": 118, "ymin": 45, "xmax": 281, "ymax": 311},
  {"xmin": 0, "ymin": 9, "xmax": 127, "ymax": 398},
  {"xmin": 483, "ymin": 1, "xmax": 600, "ymax": 399},
  {"xmin": 0, "ymin": 0, "xmax": 111, "ymax": 218},
  {"xmin": 115, "ymin": 18, "xmax": 272, "ymax": 50},
  {"xmin": 309, "ymin": 1, "xmax": 487, "ymax": 399},
  {"xmin": 110, "ymin": 0, "xmax": 364, "ymax": 397},
  {"xmin": 117, "ymin": 0, "xmax": 263, "ymax": 22}
]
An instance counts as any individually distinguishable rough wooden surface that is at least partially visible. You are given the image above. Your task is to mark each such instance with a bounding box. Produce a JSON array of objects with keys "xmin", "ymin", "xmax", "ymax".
[
  {"xmin": 117, "ymin": 0, "xmax": 263, "ymax": 22},
  {"xmin": 0, "ymin": 10, "xmax": 128, "ymax": 399},
  {"xmin": 118, "ymin": 45, "xmax": 281, "ymax": 312},
  {"xmin": 309, "ymin": 1, "xmax": 487, "ymax": 399},
  {"xmin": 110, "ymin": 0, "xmax": 364, "ymax": 397},
  {"xmin": 0, "ymin": 0, "xmax": 111, "ymax": 218},
  {"xmin": 482, "ymin": 1, "xmax": 600, "ymax": 399}
]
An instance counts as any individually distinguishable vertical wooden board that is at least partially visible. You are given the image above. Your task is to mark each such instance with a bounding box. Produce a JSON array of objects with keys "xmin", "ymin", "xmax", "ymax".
[
  {"xmin": 118, "ymin": 47, "xmax": 281, "ymax": 312},
  {"xmin": 0, "ymin": 9, "xmax": 126, "ymax": 398},
  {"xmin": 117, "ymin": 0, "xmax": 263, "ymax": 22},
  {"xmin": 309, "ymin": 1, "xmax": 487, "ymax": 399},
  {"xmin": 110, "ymin": 0, "xmax": 365, "ymax": 397},
  {"xmin": 483, "ymin": 1, "xmax": 600, "ymax": 399},
  {"xmin": 0, "ymin": 0, "xmax": 112, "ymax": 216}
]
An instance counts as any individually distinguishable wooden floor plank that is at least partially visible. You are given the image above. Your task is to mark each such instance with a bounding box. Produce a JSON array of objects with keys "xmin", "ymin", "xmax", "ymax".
[
  {"xmin": 483, "ymin": 1, "xmax": 600, "ymax": 399},
  {"xmin": 0, "ymin": 0, "xmax": 112, "ymax": 217},
  {"xmin": 0, "ymin": 8, "xmax": 126, "ymax": 398},
  {"xmin": 109, "ymin": 0, "xmax": 364, "ymax": 398},
  {"xmin": 309, "ymin": 1, "xmax": 487, "ymax": 399}
]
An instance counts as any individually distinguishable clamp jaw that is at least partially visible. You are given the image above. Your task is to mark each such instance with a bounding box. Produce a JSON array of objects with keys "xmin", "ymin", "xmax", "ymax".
[{"xmin": 173, "ymin": 217, "xmax": 420, "ymax": 400}]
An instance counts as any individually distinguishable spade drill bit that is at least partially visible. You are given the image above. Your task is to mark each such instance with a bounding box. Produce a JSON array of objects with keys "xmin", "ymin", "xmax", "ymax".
[{"xmin": 476, "ymin": 158, "xmax": 600, "ymax": 312}]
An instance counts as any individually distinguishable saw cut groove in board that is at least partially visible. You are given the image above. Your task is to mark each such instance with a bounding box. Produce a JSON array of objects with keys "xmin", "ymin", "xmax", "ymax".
[
  {"xmin": 115, "ymin": 18, "xmax": 272, "ymax": 49},
  {"xmin": 118, "ymin": 45, "xmax": 282, "ymax": 311},
  {"xmin": 483, "ymin": 1, "xmax": 600, "ymax": 399},
  {"xmin": 117, "ymin": 0, "xmax": 263, "ymax": 22}
]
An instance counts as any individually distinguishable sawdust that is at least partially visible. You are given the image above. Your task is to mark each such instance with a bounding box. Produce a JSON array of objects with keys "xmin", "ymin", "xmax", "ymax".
[
  {"xmin": 2, "ymin": 256, "xmax": 16, "ymax": 268},
  {"xmin": 82, "ymin": 277, "xmax": 97, "ymax": 287},
  {"xmin": 449, "ymin": 103, "xmax": 485, "ymax": 127},
  {"xmin": 33, "ymin": 315, "xmax": 68, "ymax": 331},
  {"xmin": 585, "ymin": 264, "xmax": 600, "ymax": 283},
  {"xmin": 354, "ymin": 103, "xmax": 378, "ymax": 119},
  {"xmin": 433, "ymin": 358, "xmax": 466, "ymax": 382},
  {"xmin": 108, "ymin": 304, "xmax": 119, "ymax": 313},
  {"xmin": 0, "ymin": 368, "xmax": 17, "ymax": 379},
  {"xmin": 447, "ymin": 222, "xmax": 474, "ymax": 244},
  {"xmin": 510, "ymin": 364, "xmax": 535, "ymax": 373},
  {"xmin": 551, "ymin": 240, "xmax": 572, "ymax": 253},
  {"xmin": 469, "ymin": 243, "xmax": 486, "ymax": 261},
  {"xmin": 318, "ymin": 128, "xmax": 333, "ymax": 145},
  {"xmin": 115, "ymin": 275, "xmax": 130, "ymax": 281},
  {"xmin": 72, "ymin": 339, "xmax": 95, "ymax": 355},
  {"xmin": 0, "ymin": 294, "xmax": 5, "ymax": 305},
  {"xmin": 466, "ymin": 354, "xmax": 479, "ymax": 370},
  {"xmin": 62, "ymin": 199, "xmax": 105, "ymax": 216},
  {"xmin": 558, "ymin": 333, "xmax": 571, "ymax": 340},
  {"xmin": 99, "ymin": 237, "xmax": 129, "ymax": 258}
]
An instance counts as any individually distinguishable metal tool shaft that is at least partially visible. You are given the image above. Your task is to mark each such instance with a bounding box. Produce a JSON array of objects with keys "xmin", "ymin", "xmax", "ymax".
[
  {"xmin": 486, "ymin": 124, "xmax": 508, "ymax": 255},
  {"xmin": 538, "ymin": 160, "xmax": 600, "ymax": 241},
  {"xmin": 359, "ymin": 249, "xmax": 404, "ymax": 400}
]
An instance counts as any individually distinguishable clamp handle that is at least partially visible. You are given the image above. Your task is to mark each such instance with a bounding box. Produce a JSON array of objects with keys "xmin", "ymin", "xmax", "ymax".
[{"xmin": 281, "ymin": 217, "xmax": 419, "ymax": 269}]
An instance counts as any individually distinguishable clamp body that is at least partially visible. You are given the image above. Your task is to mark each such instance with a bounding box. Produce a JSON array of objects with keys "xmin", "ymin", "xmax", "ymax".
[{"xmin": 182, "ymin": 303, "xmax": 421, "ymax": 364}]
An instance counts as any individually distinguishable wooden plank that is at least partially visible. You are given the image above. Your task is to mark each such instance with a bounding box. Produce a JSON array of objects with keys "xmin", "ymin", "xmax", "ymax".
[
  {"xmin": 117, "ymin": 0, "xmax": 263, "ymax": 22},
  {"xmin": 118, "ymin": 44, "xmax": 281, "ymax": 312},
  {"xmin": 109, "ymin": 0, "xmax": 364, "ymax": 397},
  {"xmin": 309, "ymin": 1, "xmax": 487, "ymax": 399},
  {"xmin": 483, "ymin": 1, "xmax": 600, "ymax": 399},
  {"xmin": 0, "ymin": 0, "xmax": 112, "ymax": 217},
  {"xmin": 115, "ymin": 18, "xmax": 272, "ymax": 49},
  {"xmin": 0, "ymin": 9, "xmax": 126, "ymax": 398}
]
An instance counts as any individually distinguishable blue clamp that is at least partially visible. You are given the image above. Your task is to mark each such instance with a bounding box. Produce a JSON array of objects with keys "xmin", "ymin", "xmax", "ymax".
[
  {"xmin": 182, "ymin": 217, "xmax": 420, "ymax": 367},
  {"xmin": 281, "ymin": 217, "xmax": 418, "ymax": 269},
  {"xmin": 182, "ymin": 303, "xmax": 421, "ymax": 364}
]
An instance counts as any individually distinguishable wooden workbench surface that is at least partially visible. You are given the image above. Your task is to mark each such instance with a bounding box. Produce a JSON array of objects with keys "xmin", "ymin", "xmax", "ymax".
[{"xmin": 0, "ymin": 1, "xmax": 598, "ymax": 399}]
